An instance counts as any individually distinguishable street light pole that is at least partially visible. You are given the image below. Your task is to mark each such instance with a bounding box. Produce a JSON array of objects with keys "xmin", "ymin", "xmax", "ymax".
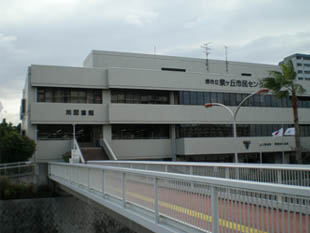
[{"xmin": 204, "ymin": 89, "xmax": 268, "ymax": 163}]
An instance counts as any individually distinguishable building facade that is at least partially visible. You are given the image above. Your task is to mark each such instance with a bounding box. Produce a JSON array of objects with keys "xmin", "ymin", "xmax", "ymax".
[
  {"xmin": 283, "ymin": 53, "xmax": 310, "ymax": 81},
  {"xmin": 21, "ymin": 51, "xmax": 310, "ymax": 163}
]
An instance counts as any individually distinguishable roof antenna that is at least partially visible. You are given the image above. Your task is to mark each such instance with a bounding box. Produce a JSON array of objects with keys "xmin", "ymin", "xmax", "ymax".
[
  {"xmin": 154, "ymin": 46, "xmax": 157, "ymax": 56},
  {"xmin": 201, "ymin": 42, "xmax": 211, "ymax": 72},
  {"xmin": 225, "ymin": 45, "xmax": 229, "ymax": 73}
]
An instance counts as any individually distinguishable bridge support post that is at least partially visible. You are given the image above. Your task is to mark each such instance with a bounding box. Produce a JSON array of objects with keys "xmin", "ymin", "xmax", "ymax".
[
  {"xmin": 211, "ymin": 186, "xmax": 219, "ymax": 233},
  {"xmin": 154, "ymin": 177, "xmax": 159, "ymax": 223}
]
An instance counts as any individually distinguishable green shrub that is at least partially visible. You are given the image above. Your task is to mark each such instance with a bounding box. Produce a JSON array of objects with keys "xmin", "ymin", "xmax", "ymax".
[
  {"xmin": 62, "ymin": 151, "xmax": 71, "ymax": 163},
  {"xmin": 0, "ymin": 176, "xmax": 55, "ymax": 200}
]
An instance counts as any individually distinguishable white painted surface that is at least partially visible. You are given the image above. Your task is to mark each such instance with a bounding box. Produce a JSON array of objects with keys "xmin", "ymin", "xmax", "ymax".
[
  {"xmin": 111, "ymin": 139, "xmax": 172, "ymax": 160},
  {"xmin": 176, "ymin": 137, "xmax": 310, "ymax": 155},
  {"xmin": 109, "ymin": 103, "xmax": 310, "ymax": 124},
  {"xmin": 31, "ymin": 65, "xmax": 108, "ymax": 88},
  {"xmin": 36, "ymin": 140, "xmax": 71, "ymax": 161},
  {"xmin": 30, "ymin": 103, "xmax": 108, "ymax": 124}
]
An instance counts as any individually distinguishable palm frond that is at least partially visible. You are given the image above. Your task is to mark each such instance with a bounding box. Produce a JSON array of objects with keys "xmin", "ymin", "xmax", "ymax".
[
  {"xmin": 293, "ymin": 83, "xmax": 306, "ymax": 95},
  {"xmin": 281, "ymin": 60, "xmax": 296, "ymax": 81},
  {"xmin": 274, "ymin": 90, "xmax": 289, "ymax": 99},
  {"xmin": 260, "ymin": 59, "xmax": 304, "ymax": 101},
  {"xmin": 259, "ymin": 77, "xmax": 282, "ymax": 92}
]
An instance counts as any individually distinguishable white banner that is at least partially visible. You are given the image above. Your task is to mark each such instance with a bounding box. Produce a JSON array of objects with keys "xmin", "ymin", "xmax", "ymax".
[{"xmin": 272, "ymin": 128, "xmax": 283, "ymax": 137}]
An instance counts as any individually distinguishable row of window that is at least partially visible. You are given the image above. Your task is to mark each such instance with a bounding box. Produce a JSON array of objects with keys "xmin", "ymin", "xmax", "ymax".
[
  {"xmin": 112, "ymin": 124, "xmax": 170, "ymax": 139},
  {"xmin": 178, "ymin": 91, "xmax": 310, "ymax": 108},
  {"xmin": 65, "ymin": 109, "xmax": 94, "ymax": 116},
  {"xmin": 36, "ymin": 87, "xmax": 310, "ymax": 108},
  {"xmin": 298, "ymin": 70, "xmax": 310, "ymax": 74},
  {"xmin": 297, "ymin": 63, "xmax": 310, "ymax": 67},
  {"xmin": 296, "ymin": 56, "xmax": 310, "ymax": 60},
  {"xmin": 37, "ymin": 125, "xmax": 73, "ymax": 140},
  {"xmin": 37, "ymin": 124, "xmax": 310, "ymax": 140},
  {"xmin": 111, "ymin": 89, "xmax": 170, "ymax": 104},
  {"xmin": 37, "ymin": 87, "xmax": 102, "ymax": 104}
]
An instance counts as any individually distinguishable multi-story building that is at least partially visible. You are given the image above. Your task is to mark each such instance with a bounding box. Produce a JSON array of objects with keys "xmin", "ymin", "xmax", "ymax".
[
  {"xmin": 21, "ymin": 51, "xmax": 310, "ymax": 163},
  {"xmin": 283, "ymin": 53, "xmax": 310, "ymax": 81}
]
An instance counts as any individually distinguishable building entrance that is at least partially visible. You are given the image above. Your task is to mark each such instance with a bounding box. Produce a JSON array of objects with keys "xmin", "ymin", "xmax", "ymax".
[{"xmin": 75, "ymin": 125, "xmax": 102, "ymax": 147}]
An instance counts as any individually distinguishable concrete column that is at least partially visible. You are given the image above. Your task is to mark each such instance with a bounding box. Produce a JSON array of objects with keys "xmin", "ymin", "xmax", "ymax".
[
  {"xmin": 169, "ymin": 91, "xmax": 175, "ymax": 104},
  {"xmin": 103, "ymin": 125, "xmax": 112, "ymax": 145},
  {"xmin": 170, "ymin": 125, "xmax": 176, "ymax": 161},
  {"xmin": 282, "ymin": 152, "xmax": 290, "ymax": 164},
  {"xmin": 274, "ymin": 153, "xmax": 283, "ymax": 164},
  {"xmin": 102, "ymin": 90, "xmax": 111, "ymax": 104},
  {"xmin": 102, "ymin": 89, "xmax": 112, "ymax": 145}
]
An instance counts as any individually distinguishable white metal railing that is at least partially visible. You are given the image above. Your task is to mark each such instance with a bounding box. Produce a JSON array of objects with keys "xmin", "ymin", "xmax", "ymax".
[
  {"xmin": 99, "ymin": 139, "xmax": 117, "ymax": 160},
  {"xmin": 88, "ymin": 161, "xmax": 310, "ymax": 187},
  {"xmin": 49, "ymin": 162, "xmax": 310, "ymax": 233},
  {"xmin": 71, "ymin": 139, "xmax": 85, "ymax": 163},
  {"xmin": 0, "ymin": 161, "xmax": 34, "ymax": 178}
]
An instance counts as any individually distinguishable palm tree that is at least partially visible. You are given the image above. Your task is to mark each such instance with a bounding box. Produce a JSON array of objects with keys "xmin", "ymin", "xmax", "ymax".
[{"xmin": 260, "ymin": 60, "xmax": 305, "ymax": 164}]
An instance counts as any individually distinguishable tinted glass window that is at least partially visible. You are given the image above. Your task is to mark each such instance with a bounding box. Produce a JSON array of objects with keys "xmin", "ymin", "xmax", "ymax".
[{"xmin": 112, "ymin": 125, "xmax": 170, "ymax": 139}]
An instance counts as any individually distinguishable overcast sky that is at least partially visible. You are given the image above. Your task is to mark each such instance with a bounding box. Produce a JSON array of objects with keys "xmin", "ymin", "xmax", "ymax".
[{"xmin": 1, "ymin": 0, "xmax": 310, "ymax": 125}]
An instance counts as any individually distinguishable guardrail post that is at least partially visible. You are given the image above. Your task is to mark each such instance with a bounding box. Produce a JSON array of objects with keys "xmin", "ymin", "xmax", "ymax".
[
  {"xmin": 102, "ymin": 170, "xmax": 105, "ymax": 198},
  {"xmin": 277, "ymin": 170, "xmax": 283, "ymax": 203},
  {"xmin": 154, "ymin": 177, "xmax": 159, "ymax": 223},
  {"xmin": 211, "ymin": 186, "xmax": 219, "ymax": 233},
  {"xmin": 235, "ymin": 167, "xmax": 240, "ymax": 180},
  {"xmin": 189, "ymin": 166, "xmax": 194, "ymax": 189},
  {"xmin": 277, "ymin": 170, "xmax": 282, "ymax": 184},
  {"xmin": 225, "ymin": 167, "xmax": 230, "ymax": 179},
  {"xmin": 122, "ymin": 173, "xmax": 126, "ymax": 208},
  {"xmin": 87, "ymin": 167, "xmax": 90, "ymax": 190}
]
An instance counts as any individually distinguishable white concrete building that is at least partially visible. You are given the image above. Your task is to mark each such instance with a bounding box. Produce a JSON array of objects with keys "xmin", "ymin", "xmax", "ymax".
[{"xmin": 21, "ymin": 51, "xmax": 310, "ymax": 163}]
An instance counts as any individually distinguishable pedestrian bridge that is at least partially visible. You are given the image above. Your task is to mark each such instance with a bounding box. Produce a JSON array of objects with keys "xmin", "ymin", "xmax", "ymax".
[{"xmin": 48, "ymin": 162, "xmax": 310, "ymax": 233}]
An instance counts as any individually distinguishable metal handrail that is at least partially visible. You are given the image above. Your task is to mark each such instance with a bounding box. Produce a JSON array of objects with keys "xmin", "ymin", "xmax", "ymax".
[
  {"xmin": 0, "ymin": 162, "xmax": 34, "ymax": 178},
  {"xmin": 0, "ymin": 161, "xmax": 32, "ymax": 167},
  {"xmin": 49, "ymin": 162, "xmax": 310, "ymax": 196},
  {"xmin": 73, "ymin": 139, "xmax": 85, "ymax": 163},
  {"xmin": 99, "ymin": 139, "xmax": 117, "ymax": 160},
  {"xmin": 88, "ymin": 161, "xmax": 310, "ymax": 187},
  {"xmin": 49, "ymin": 162, "xmax": 310, "ymax": 233},
  {"xmin": 88, "ymin": 161, "xmax": 310, "ymax": 171}
]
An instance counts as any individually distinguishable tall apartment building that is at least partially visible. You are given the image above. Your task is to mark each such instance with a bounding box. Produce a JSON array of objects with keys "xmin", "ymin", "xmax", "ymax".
[
  {"xmin": 283, "ymin": 53, "xmax": 310, "ymax": 81},
  {"xmin": 21, "ymin": 51, "xmax": 310, "ymax": 163}
]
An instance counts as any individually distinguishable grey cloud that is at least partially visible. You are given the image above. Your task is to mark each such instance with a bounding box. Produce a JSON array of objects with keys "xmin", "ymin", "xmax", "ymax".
[{"xmin": 0, "ymin": 0, "xmax": 310, "ymax": 124}]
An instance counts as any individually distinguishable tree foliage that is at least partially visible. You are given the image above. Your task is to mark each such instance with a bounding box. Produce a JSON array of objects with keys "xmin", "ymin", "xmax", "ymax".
[
  {"xmin": 260, "ymin": 60, "xmax": 305, "ymax": 99},
  {"xmin": 260, "ymin": 60, "xmax": 305, "ymax": 163},
  {"xmin": 0, "ymin": 119, "xmax": 36, "ymax": 163}
]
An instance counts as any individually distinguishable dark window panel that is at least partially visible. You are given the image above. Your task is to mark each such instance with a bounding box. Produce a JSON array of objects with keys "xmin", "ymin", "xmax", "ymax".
[
  {"xmin": 197, "ymin": 92, "xmax": 204, "ymax": 105},
  {"xmin": 37, "ymin": 87, "xmax": 102, "ymax": 104},
  {"xmin": 112, "ymin": 124, "xmax": 169, "ymax": 139},
  {"xmin": 37, "ymin": 125, "xmax": 73, "ymax": 140}
]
